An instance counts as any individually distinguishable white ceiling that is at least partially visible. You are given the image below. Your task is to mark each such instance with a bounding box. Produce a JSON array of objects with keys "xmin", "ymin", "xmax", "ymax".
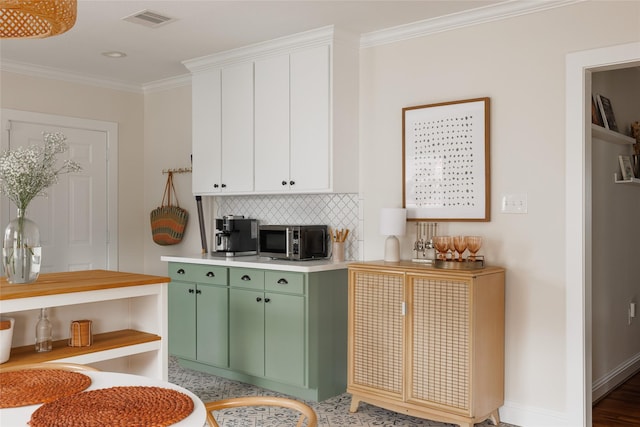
[{"xmin": 0, "ymin": 0, "xmax": 511, "ymax": 88}]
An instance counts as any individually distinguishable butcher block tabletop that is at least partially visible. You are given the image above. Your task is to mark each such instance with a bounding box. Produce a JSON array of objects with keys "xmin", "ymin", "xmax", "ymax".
[{"xmin": 0, "ymin": 270, "xmax": 170, "ymax": 300}]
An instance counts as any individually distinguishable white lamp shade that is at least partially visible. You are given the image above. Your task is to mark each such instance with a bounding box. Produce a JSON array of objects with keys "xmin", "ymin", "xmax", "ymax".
[{"xmin": 380, "ymin": 208, "xmax": 407, "ymax": 236}]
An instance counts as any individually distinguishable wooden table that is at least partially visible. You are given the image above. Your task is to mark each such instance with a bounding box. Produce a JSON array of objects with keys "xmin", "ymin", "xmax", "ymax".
[{"xmin": 0, "ymin": 370, "xmax": 207, "ymax": 426}]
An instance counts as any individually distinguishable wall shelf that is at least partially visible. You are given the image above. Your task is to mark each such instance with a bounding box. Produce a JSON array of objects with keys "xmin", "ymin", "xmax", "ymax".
[
  {"xmin": 592, "ymin": 124, "xmax": 636, "ymax": 145},
  {"xmin": 614, "ymin": 174, "xmax": 640, "ymax": 185}
]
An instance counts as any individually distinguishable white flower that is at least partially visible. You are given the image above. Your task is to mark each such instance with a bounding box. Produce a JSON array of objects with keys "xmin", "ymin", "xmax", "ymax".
[{"xmin": 0, "ymin": 132, "xmax": 83, "ymax": 211}]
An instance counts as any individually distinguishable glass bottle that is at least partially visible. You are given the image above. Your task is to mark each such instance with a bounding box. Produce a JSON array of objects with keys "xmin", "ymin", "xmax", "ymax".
[
  {"xmin": 2, "ymin": 208, "xmax": 41, "ymax": 284},
  {"xmin": 35, "ymin": 307, "xmax": 52, "ymax": 352}
]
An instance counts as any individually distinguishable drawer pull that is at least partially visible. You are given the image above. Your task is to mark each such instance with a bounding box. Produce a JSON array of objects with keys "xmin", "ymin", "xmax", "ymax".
[
  {"xmin": 241, "ymin": 275, "xmax": 251, "ymax": 281},
  {"xmin": 256, "ymin": 297, "xmax": 262, "ymax": 302},
  {"xmin": 265, "ymin": 298, "xmax": 271, "ymax": 303},
  {"xmin": 188, "ymin": 288, "xmax": 195, "ymax": 294},
  {"xmin": 177, "ymin": 269, "xmax": 185, "ymax": 275},
  {"xmin": 206, "ymin": 271, "xmax": 215, "ymax": 277},
  {"xmin": 277, "ymin": 278, "xmax": 288, "ymax": 285}
]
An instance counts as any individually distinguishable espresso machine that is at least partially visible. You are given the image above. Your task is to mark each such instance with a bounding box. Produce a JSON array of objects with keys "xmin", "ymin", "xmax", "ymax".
[{"xmin": 213, "ymin": 215, "xmax": 258, "ymax": 256}]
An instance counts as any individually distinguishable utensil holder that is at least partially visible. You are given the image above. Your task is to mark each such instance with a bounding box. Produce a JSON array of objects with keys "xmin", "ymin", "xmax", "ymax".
[{"xmin": 332, "ymin": 241, "xmax": 345, "ymax": 262}]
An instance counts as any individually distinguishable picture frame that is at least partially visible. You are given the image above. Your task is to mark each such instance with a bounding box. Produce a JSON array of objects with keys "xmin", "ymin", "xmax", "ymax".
[
  {"xmin": 596, "ymin": 94, "xmax": 619, "ymax": 132},
  {"xmin": 591, "ymin": 95, "xmax": 604, "ymax": 127},
  {"xmin": 619, "ymin": 155, "xmax": 633, "ymax": 181},
  {"xmin": 402, "ymin": 97, "xmax": 490, "ymax": 221}
]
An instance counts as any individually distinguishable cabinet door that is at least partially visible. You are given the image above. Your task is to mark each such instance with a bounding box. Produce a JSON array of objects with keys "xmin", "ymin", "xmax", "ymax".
[
  {"xmin": 254, "ymin": 53, "xmax": 291, "ymax": 193},
  {"xmin": 196, "ymin": 284, "xmax": 229, "ymax": 367},
  {"xmin": 290, "ymin": 44, "xmax": 330, "ymax": 191},
  {"xmin": 168, "ymin": 281, "xmax": 196, "ymax": 360},
  {"xmin": 229, "ymin": 288, "xmax": 265, "ymax": 376},
  {"xmin": 221, "ymin": 62, "xmax": 254, "ymax": 193},
  {"xmin": 191, "ymin": 69, "xmax": 222, "ymax": 195},
  {"xmin": 265, "ymin": 292, "xmax": 305, "ymax": 386},
  {"xmin": 348, "ymin": 269, "xmax": 404, "ymax": 399},
  {"xmin": 407, "ymin": 275, "xmax": 471, "ymax": 414}
]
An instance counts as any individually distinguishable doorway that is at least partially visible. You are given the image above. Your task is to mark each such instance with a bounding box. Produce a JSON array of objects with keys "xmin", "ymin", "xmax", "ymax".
[
  {"xmin": 565, "ymin": 42, "xmax": 640, "ymax": 427},
  {"xmin": 0, "ymin": 109, "xmax": 118, "ymax": 272}
]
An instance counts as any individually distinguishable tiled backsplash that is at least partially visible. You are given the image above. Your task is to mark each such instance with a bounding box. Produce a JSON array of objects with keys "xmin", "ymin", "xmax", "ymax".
[{"xmin": 214, "ymin": 193, "xmax": 360, "ymax": 260}]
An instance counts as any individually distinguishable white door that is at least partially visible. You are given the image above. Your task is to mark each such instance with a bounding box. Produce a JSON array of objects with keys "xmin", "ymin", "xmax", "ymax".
[{"xmin": 1, "ymin": 110, "xmax": 118, "ymax": 273}]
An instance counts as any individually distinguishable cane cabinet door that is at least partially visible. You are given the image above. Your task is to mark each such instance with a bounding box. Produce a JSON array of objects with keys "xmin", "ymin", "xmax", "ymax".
[{"xmin": 348, "ymin": 268, "xmax": 405, "ymax": 399}]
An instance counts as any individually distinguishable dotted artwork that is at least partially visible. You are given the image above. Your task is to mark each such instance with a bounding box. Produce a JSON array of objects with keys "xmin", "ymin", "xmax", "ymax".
[{"xmin": 403, "ymin": 99, "xmax": 488, "ymax": 220}]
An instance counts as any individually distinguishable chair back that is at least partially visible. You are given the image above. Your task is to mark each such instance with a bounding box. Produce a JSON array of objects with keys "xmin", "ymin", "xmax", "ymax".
[
  {"xmin": 205, "ymin": 395, "xmax": 318, "ymax": 427},
  {"xmin": 0, "ymin": 362, "xmax": 99, "ymax": 372}
]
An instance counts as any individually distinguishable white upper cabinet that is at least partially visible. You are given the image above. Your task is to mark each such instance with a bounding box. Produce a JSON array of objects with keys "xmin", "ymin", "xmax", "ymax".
[
  {"xmin": 184, "ymin": 26, "xmax": 358, "ymax": 196},
  {"xmin": 190, "ymin": 63, "xmax": 254, "ymax": 195}
]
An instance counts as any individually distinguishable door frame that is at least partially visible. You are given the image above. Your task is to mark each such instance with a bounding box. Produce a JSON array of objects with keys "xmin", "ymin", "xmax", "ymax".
[
  {"xmin": 0, "ymin": 109, "xmax": 119, "ymax": 270},
  {"xmin": 565, "ymin": 42, "xmax": 640, "ymax": 427}
]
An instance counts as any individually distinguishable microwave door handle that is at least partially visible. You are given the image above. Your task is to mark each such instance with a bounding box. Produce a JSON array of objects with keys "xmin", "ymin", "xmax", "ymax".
[{"xmin": 285, "ymin": 229, "xmax": 291, "ymax": 258}]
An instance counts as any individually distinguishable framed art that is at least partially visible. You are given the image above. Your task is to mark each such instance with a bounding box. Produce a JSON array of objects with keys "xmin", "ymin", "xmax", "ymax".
[
  {"xmin": 596, "ymin": 94, "xmax": 619, "ymax": 132},
  {"xmin": 402, "ymin": 97, "xmax": 490, "ymax": 221}
]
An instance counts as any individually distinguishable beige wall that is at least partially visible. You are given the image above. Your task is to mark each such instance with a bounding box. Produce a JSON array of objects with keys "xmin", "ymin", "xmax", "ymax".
[
  {"xmin": 358, "ymin": 1, "xmax": 639, "ymax": 424},
  {"xmin": 0, "ymin": 72, "xmax": 145, "ymax": 273},
  {"xmin": 1, "ymin": 1, "xmax": 639, "ymax": 425}
]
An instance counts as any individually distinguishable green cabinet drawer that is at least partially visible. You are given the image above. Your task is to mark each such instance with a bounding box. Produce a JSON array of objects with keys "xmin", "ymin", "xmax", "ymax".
[
  {"xmin": 265, "ymin": 271, "xmax": 305, "ymax": 295},
  {"xmin": 230, "ymin": 268, "xmax": 264, "ymax": 290},
  {"xmin": 169, "ymin": 262, "xmax": 227, "ymax": 286}
]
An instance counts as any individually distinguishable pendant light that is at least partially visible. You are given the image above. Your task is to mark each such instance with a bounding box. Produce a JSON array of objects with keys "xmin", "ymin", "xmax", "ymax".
[{"xmin": 0, "ymin": 0, "xmax": 77, "ymax": 39}]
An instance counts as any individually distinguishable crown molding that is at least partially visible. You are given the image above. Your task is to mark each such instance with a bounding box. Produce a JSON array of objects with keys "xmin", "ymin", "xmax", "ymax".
[
  {"xmin": 360, "ymin": 0, "xmax": 584, "ymax": 48},
  {"xmin": 1, "ymin": 0, "xmax": 583, "ymax": 92},
  {"xmin": 0, "ymin": 59, "xmax": 144, "ymax": 94}
]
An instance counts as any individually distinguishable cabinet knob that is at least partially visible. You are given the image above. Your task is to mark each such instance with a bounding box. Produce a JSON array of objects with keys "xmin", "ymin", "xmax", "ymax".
[
  {"xmin": 206, "ymin": 271, "xmax": 215, "ymax": 277},
  {"xmin": 281, "ymin": 180, "xmax": 287, "ymax": 186},
  {"xmin": 221, "ymin": 183, "xmax": 227, "ymax": 188},
  {"xmin": 213, "ymin": 184, "xmax": 219, "ymax": 188},
  {"xmin": 256, "ymin": 297, "xmax": 262, "ymax": 302},
  {"xmin": 177, "ymin": 268, "xmax": 185, "ymax": 275},
  {"xmin": 289, "ymin": 180, "xmax": 295, "ymax": 186},
  {"xmin": 265, "ymin": 297, "xmax": 271, "ymax": 303},
  {"xmin": 277, "ymin": 278, "xmax": 288, "ymax": 285},
  {"xmin": 196, "ymin": 289, "xmax": 202, "ymax": 295},
  {"xmin": 241, "ymin": 275, "xmax": 251, "ymax": 281},
  {"xmin": 188, "ymin": 288, "xmax": 195, "ymax": 294}
]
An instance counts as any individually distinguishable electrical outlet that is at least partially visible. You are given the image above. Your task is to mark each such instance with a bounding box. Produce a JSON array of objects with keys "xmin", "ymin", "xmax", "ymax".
[{"xmin": 501, "ymin": 194, "xmax": 528, "ymax": 214}]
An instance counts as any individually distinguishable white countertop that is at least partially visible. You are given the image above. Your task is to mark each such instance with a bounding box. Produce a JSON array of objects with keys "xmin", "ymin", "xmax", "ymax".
[{"xmin": 161, "ymin": 254, "xmax": 349, "ymax": 273}]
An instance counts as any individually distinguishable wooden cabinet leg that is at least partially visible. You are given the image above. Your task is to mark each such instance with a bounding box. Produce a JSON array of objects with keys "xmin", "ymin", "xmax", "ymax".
[
  {"xmin": 488, "ymin": 409, "xmax": 501, "ymax": 425},
  {"xmin": 349, "ymin": 395, "xmax": 361, "ymax": 413}
]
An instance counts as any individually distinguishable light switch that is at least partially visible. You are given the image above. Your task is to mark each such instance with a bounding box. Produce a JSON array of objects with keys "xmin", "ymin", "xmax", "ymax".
[{"xmin": 501, "ymin": 194, "xmax": 528, "ymax": 214}]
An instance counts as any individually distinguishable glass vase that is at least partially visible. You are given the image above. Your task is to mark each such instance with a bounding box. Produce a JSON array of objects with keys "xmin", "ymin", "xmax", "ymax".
[{"xmin": 2, "ymin": 209, "xmax": 41, "ymax": 284}]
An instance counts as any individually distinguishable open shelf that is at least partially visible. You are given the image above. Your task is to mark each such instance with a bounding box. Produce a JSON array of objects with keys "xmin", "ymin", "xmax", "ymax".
[
  {"xmin": 1, "ymin": 329, "xmax": 161, "ymax": 369},
  {"xmin": 592, "ymin": 124, "xmax": 636, "ymax": 145},
  {"xmin": 614, "ymin": 176, "xmax": 640, "ymax": 185}
]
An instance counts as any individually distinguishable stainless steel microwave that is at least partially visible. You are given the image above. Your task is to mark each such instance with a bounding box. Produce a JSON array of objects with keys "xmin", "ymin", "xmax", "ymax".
[{"xmin": 258, "ymin": 225, "xmax": 329, "ymax": 260}]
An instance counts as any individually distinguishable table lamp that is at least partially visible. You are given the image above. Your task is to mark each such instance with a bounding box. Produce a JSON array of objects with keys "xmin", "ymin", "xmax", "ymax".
[{"xmin": 380, "ymin": 208, "xmax": 406, "ymax": 262}]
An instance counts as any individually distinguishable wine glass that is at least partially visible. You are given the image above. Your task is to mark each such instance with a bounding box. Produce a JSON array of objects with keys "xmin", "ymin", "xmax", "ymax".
[
  {"xmin": 453, "ymin": 235, "xmax": 467, "ymax": 262},
  {"xmin": 433, "ymin": 236, "xmax": 449, "ymax": 261},
  {"xmin": 466, "ymin": 236, "xmax": 482, "ymax": 261}
]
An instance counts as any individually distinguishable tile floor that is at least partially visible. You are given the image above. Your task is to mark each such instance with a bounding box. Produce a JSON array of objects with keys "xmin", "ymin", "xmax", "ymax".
[{"xmin": 168, "ymin": 357, "xmax": 519, "ymax": 427}]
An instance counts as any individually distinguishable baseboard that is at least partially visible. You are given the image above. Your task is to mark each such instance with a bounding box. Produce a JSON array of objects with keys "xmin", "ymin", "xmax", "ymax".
[
  {"xmin": 499, "ymin": 401, "xmax": 568, "ymax": 427},
  {"xmin": 592, "ymin": 352, "xmax": 640, "ymax": 403}
]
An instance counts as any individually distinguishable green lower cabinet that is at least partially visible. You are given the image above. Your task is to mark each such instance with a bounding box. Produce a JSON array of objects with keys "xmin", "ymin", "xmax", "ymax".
[
  {"xmin": 168, "ymin": 281, "xmax": 196, "ymax": 360},
  {"xmin": 170, "ymin": 262, "xmax": 347, "ymax": 402},
  {"xmin": 264, "ymin": 292, "xmax": 305, "ymax": 385},
  {"xmin": 168, "ymin": 263, "xmax": 229, "ymax": 368},
  {"xmin": 196, "ymin": 284, "xmax": 228, "ymax": 367},
  {"xmin": 230, "ymin": 288, "xmax": 305, "ymax": 386}
]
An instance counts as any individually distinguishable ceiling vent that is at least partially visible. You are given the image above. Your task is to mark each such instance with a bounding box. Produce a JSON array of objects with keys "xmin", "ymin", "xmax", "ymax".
[{"xmin": 122, "ymin": 10, "xmax": 176, "ymax": 28}]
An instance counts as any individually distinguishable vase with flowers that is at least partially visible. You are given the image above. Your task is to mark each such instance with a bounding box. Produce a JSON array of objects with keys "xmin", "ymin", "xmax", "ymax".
[{"xmin": 0, "ymin": 132, "xmax": 82, "ymax": 284}]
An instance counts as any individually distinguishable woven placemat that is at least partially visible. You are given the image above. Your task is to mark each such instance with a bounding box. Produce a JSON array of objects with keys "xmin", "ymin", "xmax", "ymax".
[
  {"xmin": 29, "ymin": 386, "xmax": 195, "ymax": 427},
  {"xmin": 0, "ymin": 369, "xmax": 91, "ymax": 408}
]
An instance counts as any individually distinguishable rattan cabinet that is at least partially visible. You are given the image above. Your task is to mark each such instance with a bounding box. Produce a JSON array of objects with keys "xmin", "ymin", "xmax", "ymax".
[{"xmin": 347, "ymin": 261, "xmax": 505, "ymax": 427}]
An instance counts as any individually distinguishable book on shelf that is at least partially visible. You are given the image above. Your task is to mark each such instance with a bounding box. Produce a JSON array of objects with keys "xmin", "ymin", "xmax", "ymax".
[
  {"xmin": 596, "ymin": 94, "xmax": 619, "ymax": 132},
  {"xmin": 591, "ymin": 95, "xmax": 604, "ymax": 127},
  {"xmin": 619, "ymin": 155, "xmax": 633, "ymax": 181}
]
